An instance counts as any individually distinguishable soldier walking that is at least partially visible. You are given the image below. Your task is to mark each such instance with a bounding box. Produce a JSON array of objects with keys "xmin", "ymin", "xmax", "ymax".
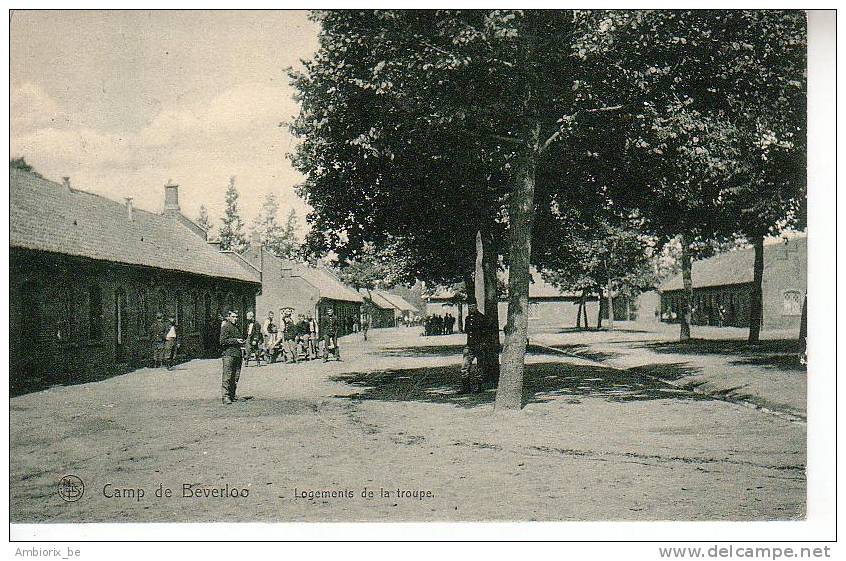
[{"xmin": 219, "ymin": 310, "xmax": 244, "ymax": 404}]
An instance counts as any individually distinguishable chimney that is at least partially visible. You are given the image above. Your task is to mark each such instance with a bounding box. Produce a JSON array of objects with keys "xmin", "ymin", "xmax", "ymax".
[
  {"xmin": 125, "ymin": 197, "xmax": 134, "ymax": 221},
  {"xmin": 163, "ymin": 180, "xmax": 180, "ymax": 215},
  {"xmin": 250, "ymin": 230, "xmax": 262, "ymax": 250},
  {"xmin": 62, "ymin": 177, "xmax": 71, "ymax": 191}
]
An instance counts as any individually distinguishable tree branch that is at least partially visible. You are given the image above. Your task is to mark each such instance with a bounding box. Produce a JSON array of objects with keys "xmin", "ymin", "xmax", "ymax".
[{"xmin": 539, "ymin": 104, "xmax": 625, "ymax": 154}]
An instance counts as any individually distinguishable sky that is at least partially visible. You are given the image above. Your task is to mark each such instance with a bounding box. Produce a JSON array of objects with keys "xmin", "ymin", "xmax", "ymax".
[{"xmin": 11, "ymin": 10, "xmax": 320, "ymax": 234}]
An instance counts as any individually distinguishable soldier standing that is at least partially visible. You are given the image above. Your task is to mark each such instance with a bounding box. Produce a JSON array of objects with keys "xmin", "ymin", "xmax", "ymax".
[
  {"xmin": 461, "ymin": 303, "xmax": 488, "ymax": 393},
  {"xmin": 219, "ymin": 310, "xmax": 244, "ymax": 404},
  {"xmin": 321, "ymin": 308, "xmax": 341, "ymax": 362},
  {"xmin": 281, "ymin": 309, "xmax": 299, "ymax": 364},
  {"xmin": 164, "ymin": 314, "xmax": 178, "ymax": 370},
  {"xmin": 150, "ymin": 312, "xmax": 168, "ymax": 368},
  {"xmin": 306, "ymin": 314, "xmax": 318, "ymax": 359},
  {"xmin": 361, "ymin": 311, "xmax": 370, "ymax": 341}
]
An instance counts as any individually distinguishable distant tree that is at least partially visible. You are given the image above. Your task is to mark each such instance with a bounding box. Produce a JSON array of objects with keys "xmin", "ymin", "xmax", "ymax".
[
  {"xmin": 196, "ymin": 205, "xmax": 212, "ymax": 235},
  {"xmin": 10, "ymin": 157, "xmax": 42, "ymax": 178},
  {"xmin": 218, "ymin": 177, "xmax": 247, "ymax": 253},
  {"xmin": 280, "ymin": 208, "xmax": 301, "ymax": 259},
  {"xmin": 251, "ymin": 193, "xmax": 299, "ymax": 258},
  {"xmin": 540, "ymin": 220, "xmax": 657, "ymax": 329}
]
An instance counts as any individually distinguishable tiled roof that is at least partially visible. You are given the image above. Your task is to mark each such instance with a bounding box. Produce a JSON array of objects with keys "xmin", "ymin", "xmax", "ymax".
[
  {"xmin": 360, "ymin": 289, "xmax": 396, "ymax": 310},
  {"xmin": 10, "ymin": 169, "xmax": 259, "ymax": 283},
  {"xmin": 660, "ymin": 235, "xmax": 807, "ymax": 292},
  {"xmin": 377, "ymin": 290, "xmax": 418, "ymax": 312},
  {"xmin": 294, "ymin": 264, "xmax": 364, "ymax": 303}
]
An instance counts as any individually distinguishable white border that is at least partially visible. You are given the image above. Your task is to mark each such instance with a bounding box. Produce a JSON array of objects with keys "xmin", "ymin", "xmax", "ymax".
[{"xmin": 2, "ymin": 3, "xmax": 839, "ymax": 550}]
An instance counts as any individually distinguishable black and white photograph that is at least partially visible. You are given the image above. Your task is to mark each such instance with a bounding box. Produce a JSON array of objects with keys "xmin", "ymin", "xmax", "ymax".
[{"xmin": 5, "ymin": 7, "xmax": 837, "ymax": 547}]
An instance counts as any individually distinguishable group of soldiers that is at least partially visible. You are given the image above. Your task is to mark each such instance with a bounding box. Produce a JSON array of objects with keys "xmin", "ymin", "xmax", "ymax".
[
  {"xmin": 243, "ymin": 308, "xmax": 341, "ymax": 365},
  {"xmin": 423, "ymin": 313, "xmax": 457, "ymax": 336},
  {"xmin": 219, "ymin": 307, "xmax": 342, "ymax": 404}
]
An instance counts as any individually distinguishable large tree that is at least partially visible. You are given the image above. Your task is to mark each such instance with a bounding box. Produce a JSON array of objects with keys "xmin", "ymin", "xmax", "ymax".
[{"xmin": 289, "ymin": 9, "xmax": 807, "ymax": 407}]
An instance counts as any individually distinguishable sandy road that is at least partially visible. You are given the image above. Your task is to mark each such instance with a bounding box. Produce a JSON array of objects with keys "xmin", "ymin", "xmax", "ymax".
[{"xmin": 10, "ymin": 327, "xmax": 805, "ymax": 523}]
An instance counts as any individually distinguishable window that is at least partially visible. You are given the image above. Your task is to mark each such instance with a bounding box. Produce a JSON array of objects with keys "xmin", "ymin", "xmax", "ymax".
[
  {"xmin": 136, "ymin": 290, "xmax": 147, "ymax": 333},
  {"xmin": 88, "ymin": 285, "xmax": 103, "ymax": 340},
  {"xmin": 57, "ymin": 283, "xmax": 74, "ymax": 342},
  {"xmin": 158, "ymin": 288, "xmax": 168, "ymax": 315},
  {"xmin": 115, "ymin": 288, "xmax": 128, "ymax": 345},
  {"xmin": 783, "ymin": 290, "xmax": 802, "ymax": 316},
  {"xmin": 176, "ymin": 291, "xmax": 184, "ymax": 329},
  {"xmin": 192, "ymin": 292, "xmax": 200, "ymax": 332}
]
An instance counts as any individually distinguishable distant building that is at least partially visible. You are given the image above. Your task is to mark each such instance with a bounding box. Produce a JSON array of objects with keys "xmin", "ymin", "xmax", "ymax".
[
  {"xmin": 659, "ymin": 235, "xmax": 807, "ymax": 330},
  {"xmin": 241, "ymin": 240, "xmax": 362, "ymax": 336},
  {"xmin": 9, "ymin": 169, "xmax": 260, "ymax": 394},
  {"xmin": 426, "ymin": 268, "xmax": 601, "ymax": 331},
  {"xmin": 377, "ymin": 290, "xmax": 419, "ymax": 323},
  {"xmin": 360, "ymin": 289, "xmax": 398, "ymax": 328}
]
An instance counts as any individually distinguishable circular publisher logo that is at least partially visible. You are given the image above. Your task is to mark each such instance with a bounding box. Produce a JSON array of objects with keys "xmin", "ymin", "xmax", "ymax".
[{"xmin": 58, "ymin": 475, "xmax": 84, "ymax": 502}]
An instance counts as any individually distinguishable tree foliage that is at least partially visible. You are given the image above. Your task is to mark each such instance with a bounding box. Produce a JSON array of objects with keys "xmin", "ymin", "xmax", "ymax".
[
  {"xmin": 252, "ymin": 194, "xmax": 301, "ymax": 259},
  {"xmin": 288, "ymin": 9, "xmax": 807, "ymax": 406},
  {"xmin": 218, "ymin": 176, "xmax": 247, "ymax": 253},
  {"xmin": 10, "ymin": 157, "xmax": 43, "ymax": 178},
  {"xmin": 196, "ymin": 205, "xmax": 212, "ymax": 235}
]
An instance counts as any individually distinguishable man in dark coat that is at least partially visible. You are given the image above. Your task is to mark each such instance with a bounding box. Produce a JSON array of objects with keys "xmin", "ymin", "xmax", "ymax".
[
  {"xmin": 219, "ymin": 310, "xmax": 244, "ymax": 404},
  {"xmin": 461, "ymin": 303, "xmax": 490, "ymax": 393},
  {"xmin": 321, "ymin": 308, "xmax": 341, "ymax": 362},
  {"xmin": 281, "ymin": 309, "xmax": 299, "ymax": 364}
]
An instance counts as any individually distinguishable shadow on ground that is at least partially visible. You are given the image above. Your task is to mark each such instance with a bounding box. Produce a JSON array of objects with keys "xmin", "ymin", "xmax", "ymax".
[
  {"xmin": 331, "ymin": 361, "xmax": 711, "ymax": 409},
  {"xmin": 9, "ymin": 358, "xmax": 204, "ymax": 398},
  {"xmin": 554, "ymin": 326, "xmax": 657, "ymax": 335},
  {"xmin": 642, "ymin": 339, "xmax": 806, "ymax": 372},
  {"xmin": 528, "ymin": 343, "xmax": 622, "ymax": 363},
  {"xmin": 377, "ymin": 343, "xmax": 466, "ymax": 358}
]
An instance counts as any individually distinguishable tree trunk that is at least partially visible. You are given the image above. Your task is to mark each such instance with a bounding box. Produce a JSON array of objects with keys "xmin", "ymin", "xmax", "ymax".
[
  {"xmin": 680, "ymin": 234, "xmax": 693, "ymax": 341},
  {"xmin": 481, "ymin": 228, "xmax": 501, "ymax": 384},
  {"xmin": 462, "ymin": 267, "xmax": 475, "ymax": 335},
  {"xmin": 606, "ymin": 264, "xmax": 614, "ymax": 330},
  {"xmin": 748, "ymin": 235, "xmax": 764, "ymax": 343},
  {"xmin": 582, "ymin": 290, "xmax": 589, "ymax": 328},
  {"xmin": 596, "ymin": 287, "xmax": 603, "ymax": 329},
  {"xmin": 576, "ymin": 290, "xmax": 586, "ymax": 329},
  {"xmin": 495, "ymin": 125, "xmax": 539, "ymax": 412}
]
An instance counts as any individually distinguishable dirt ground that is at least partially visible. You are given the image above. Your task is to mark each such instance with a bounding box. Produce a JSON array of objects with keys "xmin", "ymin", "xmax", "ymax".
[{"xmin": 9, "ymin": 325, "xmax": 805, "ymax": 523}]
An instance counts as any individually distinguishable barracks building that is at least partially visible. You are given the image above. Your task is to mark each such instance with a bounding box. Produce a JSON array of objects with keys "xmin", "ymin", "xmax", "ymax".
[
  {"xmin": 659, "ymin": 235, "xmax": 807, "ymax": 330},
  {"xmin": 9, "ymin": 169, "xmax": 261, "ymax": 395}
]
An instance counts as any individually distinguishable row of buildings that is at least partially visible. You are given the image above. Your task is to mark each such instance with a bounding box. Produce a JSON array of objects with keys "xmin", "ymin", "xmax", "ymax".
[
  {"xmin": 425, "ymin": 239, "xmax": 807, "ymax": 334},
  {"xmin": 9, "ymin": 170, "xmax": 416, "ymax": 394},
  {"xmin": 9, "ymin": 169, "xmax": 806, "ymax": 393}
]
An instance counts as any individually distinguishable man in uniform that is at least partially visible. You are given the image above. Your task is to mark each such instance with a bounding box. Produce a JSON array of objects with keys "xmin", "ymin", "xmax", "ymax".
[
  {"xmin": 278, "ymin": 309, "xmax": 298, "ymax": 364},
  {"xmin": 321, "ymin": 308, "xmax": 341, "ymax": 362},
  {"xmin": 461, "ymin": 303, "xmax": 488, "ymax": 393},
  {"xmin": 261, "ymin": 310, "xmax": 279, "ymax": 363},
  {"xmin": 361, "ymin": 311, "xmax": 370, "ymax": 341},
  {"xmin": 306, "ymin": 313, "xmax": 318, "ymax": 359},
  {"xmin": 244, "ymin": 311, "xmax": 262, "ymax": 366},
  {"xmin": 164, "ymin": 314, "xmax": 178, "ymax": 370},
  {"xmin": 219, "ymin": 310, "xmax": 244, "ymax": 404},
  {"xmin": 150, "ymin": 312, "xmax": 168, "ymax": 368}
]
